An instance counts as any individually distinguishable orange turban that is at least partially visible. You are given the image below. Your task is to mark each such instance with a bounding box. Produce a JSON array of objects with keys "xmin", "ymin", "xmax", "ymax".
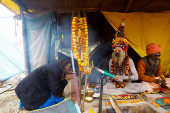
[{"xmin": 146, "ymin": 43, "xmax": 161, "ymax": 55}]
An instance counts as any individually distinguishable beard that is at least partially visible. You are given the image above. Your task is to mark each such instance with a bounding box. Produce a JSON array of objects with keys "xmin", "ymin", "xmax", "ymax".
[
  {"xmin": 148, "ymin": 57, "xmax": 160, "ymax": 68},
  {"xmin": 112, "ymin": 51, "xmax": 126, "ymax": 66}
]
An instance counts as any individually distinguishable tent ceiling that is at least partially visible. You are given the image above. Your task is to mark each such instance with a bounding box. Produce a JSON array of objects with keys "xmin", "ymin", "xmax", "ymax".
[{"xmin": 13, "ymin": 0, "xmax": 170, "ymax": 13}]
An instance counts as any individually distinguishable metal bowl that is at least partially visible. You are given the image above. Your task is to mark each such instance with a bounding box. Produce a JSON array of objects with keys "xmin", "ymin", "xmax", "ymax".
[{"xmin": 85, "ymin": 89, "xmax": 95, "ymax": 102}]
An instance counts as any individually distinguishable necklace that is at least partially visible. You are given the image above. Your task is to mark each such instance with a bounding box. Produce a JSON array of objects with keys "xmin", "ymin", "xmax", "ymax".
[{"xmin": 110, "ymin": 55, "xmax": 129, "ymax": 88}]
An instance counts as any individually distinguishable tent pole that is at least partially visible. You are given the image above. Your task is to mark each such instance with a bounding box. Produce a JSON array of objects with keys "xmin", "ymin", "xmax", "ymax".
[
  {"xmin": 104, "ymin": 0, "xmax": 112, "ymax": 11},
  {"xmin": 82, "ymin": 73, "xmax": 88, "ymax": 112},
  {"xmin": 21, "ymin": 10, "xmax": 29, "ymax": 74},
  {"xmin": 79, "ymin": 70, "xmax": 81, "ymax": 105},
  {"xmin": 124, "ymin": 0, "xmax": 133, "ymax": 13},
  {"xmin": 78, "ymin": 10, "xmax": 80, "ymax": 18}
]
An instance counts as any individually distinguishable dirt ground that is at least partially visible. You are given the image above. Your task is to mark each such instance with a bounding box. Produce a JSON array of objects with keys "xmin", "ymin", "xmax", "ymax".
[
  {"xmin": 0, "ymin": 73, "xmax": 27, "ymax": 113},
  {"xmin": 0, "ymin": 73, "xmax": 71, "ymax": 113}
]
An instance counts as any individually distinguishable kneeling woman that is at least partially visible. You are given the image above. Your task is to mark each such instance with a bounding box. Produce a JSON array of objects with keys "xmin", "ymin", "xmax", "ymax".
[{"xmin": 15, "ymin": 59, "xmax": 73, "ymax": 111}]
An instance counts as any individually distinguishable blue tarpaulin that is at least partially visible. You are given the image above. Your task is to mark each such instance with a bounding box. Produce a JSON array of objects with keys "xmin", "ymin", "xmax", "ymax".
[
  {"xmin": 23, "ymin": 12, "xmax": 52, "ymax": 73},
  {"xmin": 0, "ymin": 37, "xmax": 24, "ymax": 81}
]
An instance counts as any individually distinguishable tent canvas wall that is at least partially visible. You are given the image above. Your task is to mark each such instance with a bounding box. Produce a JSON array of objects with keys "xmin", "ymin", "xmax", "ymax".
[
  {"xmin": 22, "ymin": 12, "xmax": 53, "ymax": 73},
  {"xmin": 0, "ymin": 37, "xmax": 24, "ymax": 81}
]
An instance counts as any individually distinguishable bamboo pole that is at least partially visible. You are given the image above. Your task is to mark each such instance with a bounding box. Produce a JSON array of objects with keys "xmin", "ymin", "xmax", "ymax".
[
  {"xmin": 77, "ymin": 9, "xmax": 82, "ymax": 104},
  {"xmin": 72, "ymin": 10, "xmax": 74, "ymax": 19},
  {"xmin": 82, "ymin": 73, "xmax": 88, "ymax": 112},
  {"xmin": 79, "ymin": 70, "xmax": 81, "ymax": 102},
  {"xmin": 83, "ymin": 11, "xmax": 87, "ymax": 20},
  {"xmin": 104, "ymin": 0, "xmax": 113, "ymax": 11},
  {"xmin": 78, "ymin": 10, "xmax": 81, "ymax": 18},
  {"xmin": 124, "ymin": 0, "xmax": 133, "ymax": 13}
]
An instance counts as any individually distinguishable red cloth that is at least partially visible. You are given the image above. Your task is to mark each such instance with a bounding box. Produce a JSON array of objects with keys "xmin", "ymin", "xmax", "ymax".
[{"xmin": 146, "ymin": 43, "xmax": 161, "ymax": 55}]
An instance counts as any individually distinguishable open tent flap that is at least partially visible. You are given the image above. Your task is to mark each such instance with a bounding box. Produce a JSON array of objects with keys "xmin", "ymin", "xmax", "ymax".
[
  {"xmin": 102, "ymin": 11, "xmax": 170, "ymax": 72},
  {"xmin": 0, "ymin": 37, "xmax": 24, "ymax": 81},
  {"xmin": 23, "ymin": 12, "xmax": 53, "ymax": 73}
]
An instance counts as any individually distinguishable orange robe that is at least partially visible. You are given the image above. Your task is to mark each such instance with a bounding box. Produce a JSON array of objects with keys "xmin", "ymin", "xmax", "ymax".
[{"xmin": 137, "ymin": 59, "xmax": 165, "ymax": 82}]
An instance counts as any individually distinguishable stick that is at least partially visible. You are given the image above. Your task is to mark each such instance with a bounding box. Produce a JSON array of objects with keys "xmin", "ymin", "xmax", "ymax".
[
  {"xmin": 98, "ymin": 76, "xmax": 104, "ymax": 113},
  {"xmin": 82, "ymin": 74, "xmax": 88, "ymax": 112},
  {"xmin": 79, "ymin": 70, "xmax": 81, "ymax": 103},
  {"xmin": 71, "ymin": 51, "xmax": 81, "ymax": 109},
  {"xmin": 109, "ymin": 96, "xmax": 122, "ymax": 113}
]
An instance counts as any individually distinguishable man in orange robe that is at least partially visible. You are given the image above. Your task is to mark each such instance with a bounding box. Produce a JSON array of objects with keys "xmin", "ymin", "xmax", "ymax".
[{"xmin": 137, "ymin": 43, "xmax": 167, "ymax": 92}]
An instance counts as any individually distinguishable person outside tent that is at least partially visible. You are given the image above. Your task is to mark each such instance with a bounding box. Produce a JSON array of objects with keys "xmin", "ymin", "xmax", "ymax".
[
  {"xmin": 15, "ymin": 58, "xmax": 74, "ymax": 111},
  {"xmin": 137, "ymin": 43, "xmax": 167, "ymax": 92},
  {"xmin": 0, "ymin": 79, "xmax": 3, "ymax": 88}
]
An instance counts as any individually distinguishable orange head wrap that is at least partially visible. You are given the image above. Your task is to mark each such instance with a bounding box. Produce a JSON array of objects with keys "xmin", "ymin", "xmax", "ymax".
[{"xmin": 146, "ymin": 43, "xmax": 161, "ymax": 55}]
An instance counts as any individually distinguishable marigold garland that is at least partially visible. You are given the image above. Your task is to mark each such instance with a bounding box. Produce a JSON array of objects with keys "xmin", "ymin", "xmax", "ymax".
[
  {"xmin": 110, "ymin": 55, "xmax": 129, "ymax": 88},
  {"xmin": 112, "ymin": 38, "xmax": 129, "ymax": 53},
  {"xmin": 71, "ymin": 17, "xmax": 89, "ymax": 71},
  {"xmin": 112, "ymin": 38, "xmax": 128, "ymax": 47}
]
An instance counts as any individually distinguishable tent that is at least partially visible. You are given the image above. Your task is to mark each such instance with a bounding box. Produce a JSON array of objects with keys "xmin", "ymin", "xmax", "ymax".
[
  {"xmin": 1, "ymin": 0, "xmax": 170, "ymax": 73},
  {"xmin": 0, "ymin": 37, "xmax": 24, "ymax": 81}
]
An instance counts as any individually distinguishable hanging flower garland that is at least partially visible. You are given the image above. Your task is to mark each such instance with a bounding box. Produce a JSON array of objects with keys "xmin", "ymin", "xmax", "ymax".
[
  {"xmin": 71, "ymin": 17, "xmax": 89, "ymax": 71},
  {"xmin": 110, "ymin": 55, "xmax": 129, "ymax": 88}
]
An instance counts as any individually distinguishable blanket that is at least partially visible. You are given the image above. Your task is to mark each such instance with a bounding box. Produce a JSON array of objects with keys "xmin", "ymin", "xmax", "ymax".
[{"xmin": 30, "ymin": 98, "xmax": 78, "ymax": 113}]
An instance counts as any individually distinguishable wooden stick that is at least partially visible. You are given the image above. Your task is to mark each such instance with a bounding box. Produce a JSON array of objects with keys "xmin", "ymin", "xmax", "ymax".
[
  {"xmin": 65, "ymin": 0, "xmax": 68, "ymax": 8},
  {"xmin": 79, "ymin": 70, "xmax": 81, "ymax": 103},
  {"xmin": 109, "ymin": 96, "xmax": 122, "ymax": 113},
  {"xmin": 82, "ymin": 74, "xmax": 88, "ymax": 112},
  {"xmin": 78, "ymin": 10, "xmax": 80, "ymax": 18},
  {"xmin": 124, "ymin": 0, "xmax": 133, "ymax": 13},
  {"xmin": 98, "ymin": 76, "xmax": 104, "ymax": 113},
  {"xmin": 104, "ymin": 0, "xmax": 113, "ymax": 11},
  {"xmin": 72, "ymin": 10, "xmax": 74, "ymax": 19}
]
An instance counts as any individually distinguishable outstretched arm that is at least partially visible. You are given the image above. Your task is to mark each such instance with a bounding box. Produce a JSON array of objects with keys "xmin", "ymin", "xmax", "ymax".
[{"xmin": 156, "ymin": 64, "xmax": 165, "ymax": 80}]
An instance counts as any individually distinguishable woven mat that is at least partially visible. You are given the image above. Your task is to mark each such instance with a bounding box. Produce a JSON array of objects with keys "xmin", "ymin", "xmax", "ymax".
[
  {"xmin": 102, "ymin": 94, "xmax": 138, "ymax": 100},
  {"xmin": 139, "ymin": 88, "xmax": 170, "ymax": 97},
  {"xmin": 30, "ymin": 98, "xmax": 78, "ymax": 113},
  {"xmin": 71, "ymin": 79, "xmax": 139, "ymax": 100}
]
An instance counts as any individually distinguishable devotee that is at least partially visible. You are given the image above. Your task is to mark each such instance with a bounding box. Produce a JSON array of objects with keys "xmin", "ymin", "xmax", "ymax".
[
  {"xmin": 103, "ymin": 38, "xmax": 146, "ymax": 95},
  {"xmin": 0, "ymin": 79, "xmax": 2, "ymax": 88},
  {"xmin": 15, "ymin": 58, "xmax": 74, "ymax": 111},
  {"xmin": 137, "ymin": 43, "xmax": 167, "ymax": 92}
]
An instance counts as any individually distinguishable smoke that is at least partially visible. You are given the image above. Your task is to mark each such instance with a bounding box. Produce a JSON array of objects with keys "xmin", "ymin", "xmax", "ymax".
[
  {"xmin": 88, "ymin": 24, "xmax": 99, "ymax": 44},
  {"xmin": 58, "ymin": 13, "xmax": 72, "ymax": 48}
]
